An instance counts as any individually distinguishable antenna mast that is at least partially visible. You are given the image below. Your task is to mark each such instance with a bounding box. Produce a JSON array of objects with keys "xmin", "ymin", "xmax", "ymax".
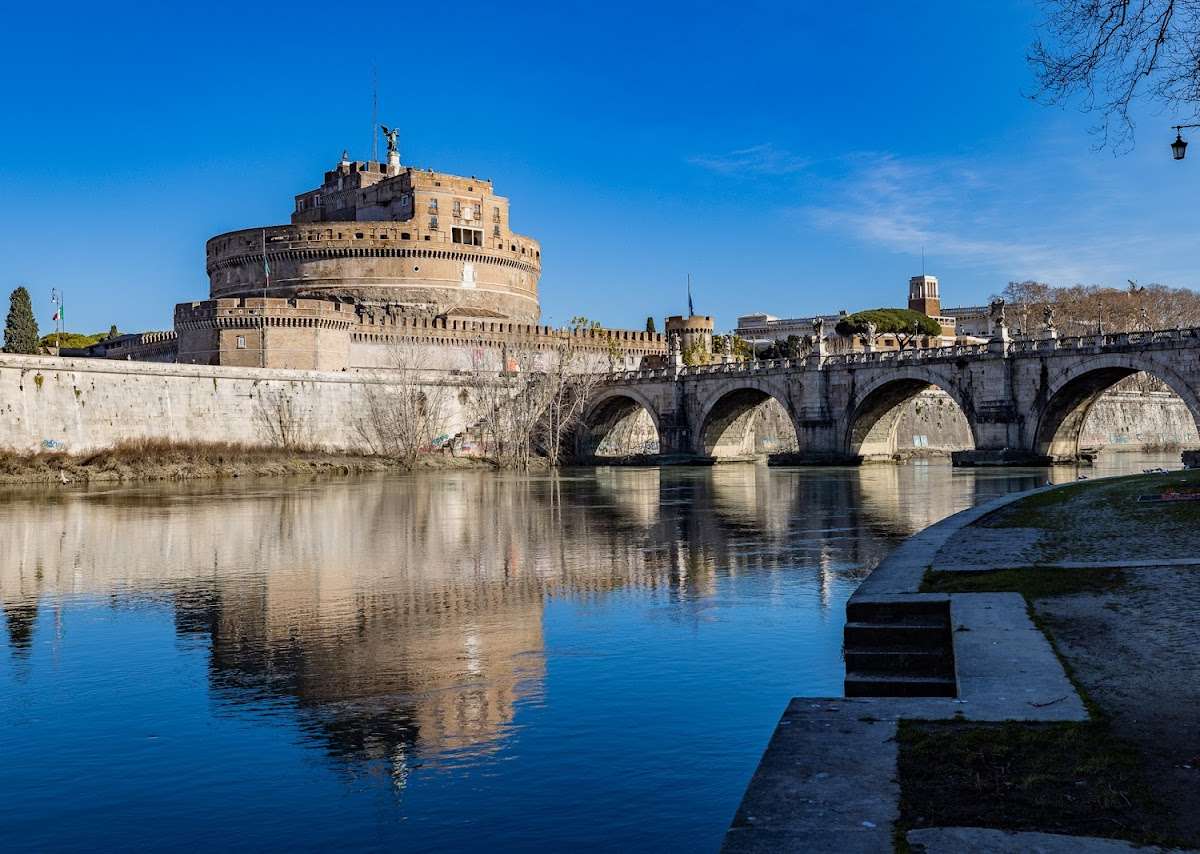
[{"xmin": 371, "ymin": 65, "xmax": 379, "ymax": 163}]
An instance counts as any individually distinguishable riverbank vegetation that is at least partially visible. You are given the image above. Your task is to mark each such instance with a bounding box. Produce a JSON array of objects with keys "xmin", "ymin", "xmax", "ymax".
[
  {"xmin": 922, "ymin": 566, "xmax": 1126, "ymax": 599},
  {"xmin": 0, "ymin": 439, "xmax": 492, "ymax": 485}
]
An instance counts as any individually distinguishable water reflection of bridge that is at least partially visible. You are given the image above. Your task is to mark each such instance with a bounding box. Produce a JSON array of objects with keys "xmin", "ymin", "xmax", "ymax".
[{"xmin": 0, "ymin": 468, "xmax": 1045, "ymax": 778}]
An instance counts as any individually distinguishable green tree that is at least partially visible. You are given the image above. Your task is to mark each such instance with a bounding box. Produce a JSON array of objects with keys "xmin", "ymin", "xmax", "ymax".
[
  {"xmin": 835, "ymin": 308, "xmax": 942, "ymax": 351},
  {"xmin": 645, "ymin": 316, "xmax": 657, "ymax": 334},
  {"xmin": 108, "ymin": 324, "xmax": 119, "ymax": 339},
  {"xmin": 4, "ymin": 287, "xmax": 40, "ymax": 354}
]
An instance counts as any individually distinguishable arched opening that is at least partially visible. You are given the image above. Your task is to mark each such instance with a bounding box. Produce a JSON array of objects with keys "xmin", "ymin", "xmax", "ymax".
[
  {"xmin": 848, "ymin": 378, "xmax": 975, "ymax": 463},
  {"xmin": 699, "ymin": 388, "xmax": 799, "ymax": 461},
  {"xmin": 1037, "ymin": 368, "xmax": 1200, "ymax": 462},
  {"xmin": 579, "ymin": 395, "xmax": 660, "ymax": 460}
]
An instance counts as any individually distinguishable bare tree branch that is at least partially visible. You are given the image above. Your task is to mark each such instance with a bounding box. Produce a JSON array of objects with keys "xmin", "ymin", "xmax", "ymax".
[{"xmin": 1029, "ymin": 0, "xmax": 1200, "ymax": 149}]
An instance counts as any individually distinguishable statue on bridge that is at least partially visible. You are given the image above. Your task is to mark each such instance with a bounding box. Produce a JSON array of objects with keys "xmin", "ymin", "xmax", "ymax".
[
  {"xmin": 861, "ymin": 320, "xmax": 878, "ymax": 351},
  {"xmin": 990, "ymin": 299, "xmax": 1008, "ymax": 332},
  {"xmin": 1043, "ymin": 305, "xmax": 1056, "ymax": 332}
]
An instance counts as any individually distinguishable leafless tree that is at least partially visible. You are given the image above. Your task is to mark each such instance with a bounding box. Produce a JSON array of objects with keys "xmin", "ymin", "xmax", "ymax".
[
  {"xmin": 1030, "ymin": 0, "xmax": 1200, "ymax": 149},
  {"xmin": 254, "ymin": 386, "xmax": 310, "ymax": 449},
  {"xmin": 461, "ymin": 342, "xmax": 610, "ymax": 469},
  {"xmin": 997, "ymin": 279, "xmax": 1200, "ymax": 335},
  {"xmin": 539, "ymin": 347, "xmax": 606, "ymax": 465},
  {"xmin": 354, "ymin": 341, "xmax": 449, "ymax": 467}
]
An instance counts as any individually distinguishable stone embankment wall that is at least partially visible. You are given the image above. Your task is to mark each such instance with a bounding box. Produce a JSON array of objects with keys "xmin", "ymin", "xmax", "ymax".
[
  {"xmin": 1, "ymin": 354, "xmax": 1194, "ymax": 459},
  {"xmin": 0, "ymin": 354, "xmax": 477, "ymax": 454}
]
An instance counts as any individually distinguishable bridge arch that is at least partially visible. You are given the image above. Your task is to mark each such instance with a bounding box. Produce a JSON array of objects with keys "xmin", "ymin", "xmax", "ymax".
[
  {"xmin": 578, "ymin": 387, "xmax": 661, "ymax": 459},
  {"xmin": 1034, "ymin": 353, "xmax": 1200, "ymax": 461},
  {"xmin": 845, "ymin": 367, "xmax": 977, "ymax": 461},
  {"xmin": 695, "ymin": 380, "xmax": 799, "ymax": 460}
]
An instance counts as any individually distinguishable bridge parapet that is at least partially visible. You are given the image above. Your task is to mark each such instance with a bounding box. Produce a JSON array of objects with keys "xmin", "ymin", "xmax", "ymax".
[{"xmin": 1010, "ymin": 327, "xmax": 1200, "ymax": 354}]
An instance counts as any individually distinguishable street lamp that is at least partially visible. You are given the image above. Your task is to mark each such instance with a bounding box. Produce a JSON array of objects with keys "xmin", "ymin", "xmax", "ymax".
[{"xmin": 1171, "ymin": 124, "xmax": 1200, "ymax": 160}]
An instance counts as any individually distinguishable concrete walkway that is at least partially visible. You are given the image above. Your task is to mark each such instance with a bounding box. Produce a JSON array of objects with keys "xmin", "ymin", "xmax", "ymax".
[
  {"xmin": 724, "ymin": 476, "xmax": 1197, "ymax": 852},
  {"xmin": 724, "ymin": 590, "xmax": 1087, "ymax": 851},
  {"xmin": 907, "ymin": 827, "xmax": 1196, "ymax": 853}
]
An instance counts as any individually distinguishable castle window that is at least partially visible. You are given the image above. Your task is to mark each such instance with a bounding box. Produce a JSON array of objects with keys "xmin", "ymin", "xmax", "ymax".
[
  {"xmin": 401, "ymin": 232, "xmax": 410, "ymax": 240},
  {"xmin": 453, "ymin": 200, "xmax": 462, "ymax": 215},
  {"xmin": 493, "ymin": 225, "xmax": 500, "ymax": 237},
  {"xmin": 236, "ymin": 336, "xmax": 246, "ymax": 349},
  {"xmin": 430, "ymin": 217, "xmax": 438, "ymax": 230},
  {"xmin": 452, "ymin": 227, "xmax": 484, "ymax": 246},
  {"xmin": 314, "ymin": 194, "xmax": 321, "ymax": 206},
  {"xmin": 493, "ymin": 207, "xmax": 500, "ymax": 222},
  {"xmin": 355, "ymin": 232, "xmax": 364, "ymax": 239}
]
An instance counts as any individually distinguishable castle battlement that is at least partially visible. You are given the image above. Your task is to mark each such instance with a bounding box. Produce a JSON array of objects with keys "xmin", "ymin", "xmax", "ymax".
[{"xmin": 175, "ymin": 297, "xmax": 357, "ymax": 331}]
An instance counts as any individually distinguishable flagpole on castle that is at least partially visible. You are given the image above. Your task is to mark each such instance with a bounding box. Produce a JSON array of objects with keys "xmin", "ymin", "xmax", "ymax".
[{"xmin": 51, "ymin": 288, "xmax": 62, "ymax": 353}]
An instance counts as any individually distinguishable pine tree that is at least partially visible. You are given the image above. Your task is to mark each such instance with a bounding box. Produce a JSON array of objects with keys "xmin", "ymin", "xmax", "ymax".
[
  {"xmin": 3, "ymin": 287, "xmax": 39, "ymax": 354},
  {"xmin": 645, "ymin": 316, "xmax": 657, "ymax": 334},
  {"xmin": 108, "ymin": 324, "xmax": 119, "ymax": 339}
]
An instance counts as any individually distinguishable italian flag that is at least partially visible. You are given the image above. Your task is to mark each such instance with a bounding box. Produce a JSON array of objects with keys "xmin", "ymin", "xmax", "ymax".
[{"xmin": 52, "ymin": 304, "xmax": 62, "ymax": 323}]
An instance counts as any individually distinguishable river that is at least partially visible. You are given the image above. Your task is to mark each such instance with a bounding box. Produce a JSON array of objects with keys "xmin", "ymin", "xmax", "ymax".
[{"xmin": 0, "ymin": 454, "xmax": 1182, "ymax": 851}]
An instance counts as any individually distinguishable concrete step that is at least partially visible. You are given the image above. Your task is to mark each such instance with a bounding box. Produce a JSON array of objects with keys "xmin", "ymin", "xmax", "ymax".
[
  {"xmin": 846, "ymin": 597, "xmax": 950, "ymax": 623},
  {"xmin": 844, "ymin": 646, "xmax": 953, "ymax": 676},
  {"xmin": 843, "ymin": 671, "xmax": 957, "ymax": 698},
  {"xmin": 843, "ymin": 620, "xmax": 948, "ymax": 648}
]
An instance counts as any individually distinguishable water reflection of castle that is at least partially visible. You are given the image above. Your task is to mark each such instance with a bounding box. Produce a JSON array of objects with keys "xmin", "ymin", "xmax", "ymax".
[{"xmin": 0, "ymin": 468, "xmax": 1034, "ymax": 777}]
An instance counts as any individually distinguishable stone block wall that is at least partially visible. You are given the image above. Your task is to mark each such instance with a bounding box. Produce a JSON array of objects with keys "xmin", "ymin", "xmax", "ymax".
[{"xmin": 0, "ymin": 354, "xmax": 478, "ymax": 455}]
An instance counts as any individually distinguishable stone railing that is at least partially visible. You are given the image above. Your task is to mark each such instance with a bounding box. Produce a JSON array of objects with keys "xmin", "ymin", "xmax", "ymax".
[{"xmin": 593, "ymin": 326, "xmax": 1200, "ymax": 384}]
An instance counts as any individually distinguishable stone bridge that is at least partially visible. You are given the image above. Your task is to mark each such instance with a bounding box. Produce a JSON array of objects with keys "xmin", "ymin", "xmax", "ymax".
[{"xmin": 578, "ymin": 328, "xmax": 1200, "ymax": 464}]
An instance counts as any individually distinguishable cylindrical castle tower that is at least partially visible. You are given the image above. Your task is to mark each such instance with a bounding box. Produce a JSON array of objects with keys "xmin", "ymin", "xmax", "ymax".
[{"xmin": 205, "ymin": 158, "xmax": 542, "ymax": 322}]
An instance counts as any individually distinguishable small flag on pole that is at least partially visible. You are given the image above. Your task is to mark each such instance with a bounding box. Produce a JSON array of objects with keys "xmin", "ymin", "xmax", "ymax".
[{"xmin": 687, "ymin": 274, "xmax": 695, "ymax": 317}]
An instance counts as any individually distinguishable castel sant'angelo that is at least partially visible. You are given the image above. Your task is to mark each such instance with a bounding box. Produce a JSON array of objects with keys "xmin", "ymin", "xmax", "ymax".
[{"xmin": 98, "ymin": 131, "xmax": 685, "ymax": 371}]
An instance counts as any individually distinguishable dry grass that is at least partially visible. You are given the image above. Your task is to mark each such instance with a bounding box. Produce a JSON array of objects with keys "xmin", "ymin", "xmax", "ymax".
[
  {"xmin": 897, "ymin": 720, "xmax": 1180, "ymax": 848},
  {"xmin": 0, "ymin": 439, "xmax": 489, "ymax": 484}
]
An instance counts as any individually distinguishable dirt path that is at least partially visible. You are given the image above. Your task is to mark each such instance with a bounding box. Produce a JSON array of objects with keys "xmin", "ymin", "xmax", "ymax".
[{"xmin": 1035, "ymin": 567, "xmax": 1200, "ymax": 845}]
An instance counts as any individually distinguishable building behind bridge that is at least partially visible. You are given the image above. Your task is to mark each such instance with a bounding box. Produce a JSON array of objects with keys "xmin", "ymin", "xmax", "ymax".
[{"xmin": 736, "ymin": 275, "xmax": 992, "ymax": 353}]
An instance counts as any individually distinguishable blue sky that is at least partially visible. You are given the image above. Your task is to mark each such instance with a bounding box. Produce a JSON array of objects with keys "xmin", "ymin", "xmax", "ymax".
[{"xmin": 1, "ymin": 0, "xmax": 1196, "ymax": 334}]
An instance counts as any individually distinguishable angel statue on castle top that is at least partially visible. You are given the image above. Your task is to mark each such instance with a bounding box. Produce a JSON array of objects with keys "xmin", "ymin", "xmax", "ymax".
[{"xmin": 380, "ymin": 124, "xmax": 400, "ymax": 155}]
